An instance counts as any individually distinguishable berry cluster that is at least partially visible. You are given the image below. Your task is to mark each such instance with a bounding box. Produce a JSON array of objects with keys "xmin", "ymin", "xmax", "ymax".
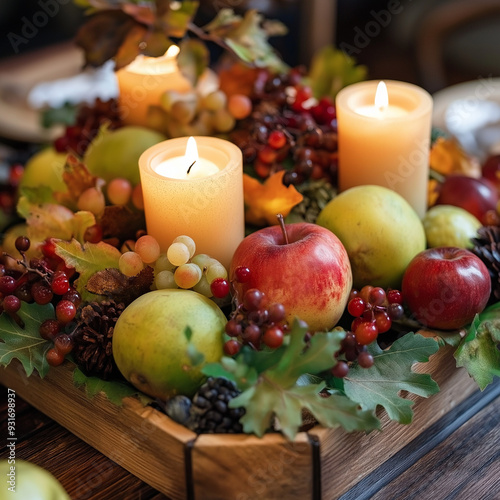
[
  {"xmin": 347, "ymin": 286, "xmax": 404, "ymax": 345},
  {"xmin": 54, "ymin": 98, "xmax": 122, "ymax": 156},
  {"xmin": 0, "ymin": 236, "xmax": 82, "ymax": 366},
  {"xmin": 230, "ymin": 69, "xmax": 338, "ymax": 186},
  {"xmin": 224, "ymin": 266, "xmax": 288, "ymax": 354}
]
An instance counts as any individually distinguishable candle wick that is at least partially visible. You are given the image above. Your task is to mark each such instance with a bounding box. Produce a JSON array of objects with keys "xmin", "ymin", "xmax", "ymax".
[{"xmin": 187, "ymin": 160, "xmax": 196, "ymax": 175}]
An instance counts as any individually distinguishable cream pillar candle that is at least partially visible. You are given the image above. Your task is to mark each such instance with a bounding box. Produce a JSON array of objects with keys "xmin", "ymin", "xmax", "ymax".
[
  {"xmin": 116, "ymin": 45, "xmax": 192, "ymax": 127},
  {"xmin": 139, "ymin": 136, "xmax": 244, "ymax": 269},
  {"xmin": 336, "ymin": 80, "xmax": 433, "ymax": 218}
]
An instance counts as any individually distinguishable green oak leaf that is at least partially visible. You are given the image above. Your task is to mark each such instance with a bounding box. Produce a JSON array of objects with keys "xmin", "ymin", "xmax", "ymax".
[
  {"xmin": 344, "ymin": 333, "xmax": 440, "ymax": 424},
  {"xmin": 0, "ymin": 303, "xmax": 54, "ymax": 377},
  {"xmin": 54, "ymin": 239, "xmax": 121, "ymax": 302},
  {"xmin": 455, "ymin": 303, "xmax": 500, "ymax": 390},
  {"xmin": 73, "ymin": 367, "xmax": 150, "ymax": 406}
]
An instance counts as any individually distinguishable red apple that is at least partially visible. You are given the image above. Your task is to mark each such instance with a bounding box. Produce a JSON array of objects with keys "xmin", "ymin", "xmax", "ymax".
[
  {"xmin": 401, "ymin": 247, "xmax": 491, "ymax": 330},
  {"xmin": 435, "ymin": 174, "xmax": 499, "ymax": 225},
  {"xmin": 230, "ymin": 222, "xmax": 352, "ymax": 332},
  {"xmin": 482, "ymin": 154, "xmax": 500, "ymax": 191}
]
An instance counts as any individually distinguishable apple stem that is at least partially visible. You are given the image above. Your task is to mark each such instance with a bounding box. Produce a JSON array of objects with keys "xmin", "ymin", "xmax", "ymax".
[{"xmin": 277, "ymin": 213, "xmax": 289, "ymax": 244}]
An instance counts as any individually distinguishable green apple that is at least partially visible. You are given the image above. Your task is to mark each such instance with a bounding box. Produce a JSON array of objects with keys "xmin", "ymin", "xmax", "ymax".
[
  {"xmin": 19, "ymin": 147, "xmax": 68, "ymax": 193},
  {"xmin": 423, "ymin": 204, "xmax": 481, "ymax": 249},
  {"xmin": 0, "ymin": 460, "xmax": 70, "ymax": 500},
  {"xmin": 316, "ymin": 185, "xmax": 426, "ymax": 289},
  {"xmin": 112, "ymin": 289, "xmax": 226, "ymax": 398},
  {"xmin": 83, "ymin": 126, "xmax": 166, "ymax": 185}
]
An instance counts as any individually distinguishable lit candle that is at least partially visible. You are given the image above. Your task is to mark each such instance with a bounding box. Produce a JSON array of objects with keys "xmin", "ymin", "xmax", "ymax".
[
  {"xmin": 116, "ymin": 45, "xmax": 192, "ymax": 127},
  {"xmin": 139, "ymin": 136, "xmax": 244, "ymax": 269},
  {"xmin": 336, "ymin": 80, "xmax": 433, "ymax": 218}
]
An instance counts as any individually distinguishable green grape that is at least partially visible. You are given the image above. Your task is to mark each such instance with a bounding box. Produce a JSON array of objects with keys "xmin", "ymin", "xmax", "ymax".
[
  {"xmin": 202, "ymin": 90, "xmax": 227, "ymax": 111},
  {"xmin": 155, "ymin": 270, "xmax": 177, "ymax": 289},
  {"xmin": 107, "ymin": 178, "xmax": 132, "ymax": 205},
  {"xmin": 172, "ymin": 235, "xmax": 196, "ymax": 258},
  {"xmin": 192, "ymin": 275, "xmax": 212, "ymax": 297},
  {"xmin": 206, "ymin": 261, "xmax": 228, "ymax": 283},
  {"xmin": 167, "ymin": 242, "xmax": 190, "ymax": 266},
  {"xmin": 77, "ymin": 187, "xmax": 105, "ymax": 215},
  {"xmin": 119, "ymin": 251, "xmax": 144, "ymax": 276},
  {"xmin": 212, "ymin": 109, "xmax": 236, "ymax": 133},
  {"xmin": 191, "ymin": 253, "xmax": 213, "ymax": 271},
  {"xmin": 135, "ymin": 234, "xmax": 161, "ymax": 264},
  {"xmin": 174, "ymin": 263, "xmax": 202, "ymax": 289},
  {"xmin": 170, "ymin": 100, "xmax": 197, "ymax": 125},
  {"xmin": 155, "ymin": 253, "xmax": 176, "ymax": 273}
]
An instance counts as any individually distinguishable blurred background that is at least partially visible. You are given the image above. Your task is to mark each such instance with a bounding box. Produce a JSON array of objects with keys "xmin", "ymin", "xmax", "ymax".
[{"xmin": 1, "ymin": 0, "xmax": 500, "ymax": 93}]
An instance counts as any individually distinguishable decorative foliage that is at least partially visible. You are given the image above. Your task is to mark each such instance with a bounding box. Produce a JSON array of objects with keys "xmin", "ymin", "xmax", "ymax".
[
  {"xmin": 243, "ymin": 171, "xmax": 303, "ymax": 226},
  {"xmin": 0, "ymin": 303, "xmax": 54, "ymax": 378},
  {"xmin": 73, "ymin": 366, "xmax": 150, "ymax": 406},
  {"xmin": 344, "ymin": 333, "xmax": 440, "ymax": 424},
  {"xmin": 455, "ymin": 303, "xmax": 500, "ymax": 390},
  {"xmin": 54, "ymin": 239, "xmax": 121, "ymax": 301}
]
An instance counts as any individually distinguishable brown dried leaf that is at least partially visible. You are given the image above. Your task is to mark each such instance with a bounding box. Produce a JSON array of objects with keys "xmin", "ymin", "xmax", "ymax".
[
  {"xmin": 86, "ymin": 266, "xmax": 154, "ymax": 305},
  {"xmin": 100, "ymin": 205, "xmax": 146, "ymax": 242},
  {"xmin": 114, "ymin": 24, "xmax": 147, "ymax": 70},
  {"xmin": 75, "ymin": 11, "xmax": 137, "ymax": 67}
]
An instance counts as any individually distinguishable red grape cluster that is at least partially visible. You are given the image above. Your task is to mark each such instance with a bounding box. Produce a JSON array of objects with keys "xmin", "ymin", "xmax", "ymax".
[
  {"xmin": 230, "ymin": 70, "xmax": 338, "ymax": 186},
  {"xmin": 0, "ymin": 236, "xmax": 81, "ymax": 366},
  {"xmin": 347, "ymin": 286, "xmax": 404, "ymax": 345},
  {"xmin": 223, "ymin": 266, "xmax": 288, "ymax": 355}
]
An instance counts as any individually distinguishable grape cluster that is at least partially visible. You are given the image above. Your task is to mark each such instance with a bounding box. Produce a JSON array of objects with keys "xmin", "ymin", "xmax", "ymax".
[
  {"xmin": 119, "ymin": 234, "xmax": 230, "ymax": 299},
  {"xmin": 230, "ymin": 69, "xmax": 338, "ymax": 186},
  {"xmin": 223, "ymin": 266, "xmax": 288, "ymax": 355},
  {"xmin": 54, "ymin": 98, "xmax": 122, "ymax": 156},
  {"xmin": 0, "ymin": 236, "xmax": 82, "ymax": 366}
]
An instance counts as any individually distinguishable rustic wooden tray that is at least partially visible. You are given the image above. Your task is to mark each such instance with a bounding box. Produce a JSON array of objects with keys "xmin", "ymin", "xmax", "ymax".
[{"xmin": 0, "ymin": 346, "xmax": 479, "ymax": 500}]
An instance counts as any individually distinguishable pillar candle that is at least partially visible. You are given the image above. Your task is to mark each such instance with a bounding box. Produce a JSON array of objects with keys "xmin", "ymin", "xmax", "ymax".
[
  {"xmin": 139, "ymin": 136, "xmax": 244, "ymax": 269},
  {"xmin": 336, "ymin": 80, "xmax": 433, "ymax": 218},
  {"xmin": 116, "ymin": 45, "xmax": 192, "ymax": 127}
]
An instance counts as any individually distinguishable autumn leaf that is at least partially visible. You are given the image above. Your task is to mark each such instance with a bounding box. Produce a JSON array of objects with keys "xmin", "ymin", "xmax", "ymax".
[
  {"xmin": 430, "ymin": 137, "xmax": 481, "ymax": 178},
  {"xmin": 86, "ymin": 266, "xmax": 154, "ymax": 305},
  {"xmin": 54, "ymin": 239, "xmax": 121, "ymax": 302},
  {"xmin": 243, "ymin": 171, "xmax": 303, "ymax": 226},
  {"xmin": 100, "ymin": 205, "xmax": 146, "ymax": 242}
]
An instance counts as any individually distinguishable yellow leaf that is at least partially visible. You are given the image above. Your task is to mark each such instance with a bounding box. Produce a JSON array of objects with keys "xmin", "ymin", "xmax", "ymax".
[
  {"xmin": 430, "ymin": 137, "xmax": 480, "ymax": 178},
  {"xmin": 243, "ymin": 171, "xmax": 303, "ymax": 226}
]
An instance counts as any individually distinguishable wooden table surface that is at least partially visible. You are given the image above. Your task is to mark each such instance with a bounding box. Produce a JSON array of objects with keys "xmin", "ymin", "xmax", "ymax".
[{"xmin": 1, "ymin": 380, "xmax": 499, "ymax": 500}]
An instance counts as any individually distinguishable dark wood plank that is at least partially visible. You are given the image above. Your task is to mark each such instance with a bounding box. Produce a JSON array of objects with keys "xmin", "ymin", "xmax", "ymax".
[{"xmin": 371, "ymin": 394, "xmax": 500, "ymax": 500}]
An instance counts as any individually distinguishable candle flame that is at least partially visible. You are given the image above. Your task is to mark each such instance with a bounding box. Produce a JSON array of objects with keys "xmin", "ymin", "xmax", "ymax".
[
  {"xmin": 375, "ymin": 81, "xmax": 388, "ymax": 112},
  {"xmin": 185, "ymin": 137, "xmax": 199, "ymax": 173}
]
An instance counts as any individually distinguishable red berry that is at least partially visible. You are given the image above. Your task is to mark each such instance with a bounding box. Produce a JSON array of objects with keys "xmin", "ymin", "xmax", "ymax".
[
  {"xmin": 225, "ymin": 319, "xmax": 242, "ymax": 338},
  {"xmin": 268, "ymin": 302, "xmax": 286, "ymax": 323},
  {"xmin": 55, "ymin": 300, "xmax": 76, "ymax": 324},
  {"xmin": 369, "ymin": 287, "xmax": 386, "ymax": 306},
  {"xmin": 347, "ymin": 297, "xmax": 365, "ymax": 317},
  {"xmin": 331, "ymin": 360, "xmax": 349, "ymax": 378},
  {"xmin": 40, "ymin": 238, "xmax": 57, "ymax": 259},
  {"xmin": 387, "ymin": 289, "xmax": 403, "ymax": 305},
  {"xmin": 374, "ymin": 311, "xmax": 392, "ymax": 333},
  {"xmin": 210, "ymin": 278, "xmax": 230, "ymax": 298},
  {"xmin": 358, "ymin": 351, "xmax": 374, "ymax": 369},
  {"xmin": 258, "ymin": 146, "xmax": 278, "ymax": 165},
  {"xmin": 51, "ymin": 271, "xmax": 70, "ymax": 295},
  {"xmin": 262, "ymin": 325, "xmax": 284, "ymax": 348},
  {"xmin": 2, "ymin": 295, "xmax": 21, "ymax": 314},
  {"xmin": 84, "ymin": 224, "xmax": 103, "ymax": 244},
  {"xmin": 9, "ymin": 164, "xmax": 24, "ymax": 186},
  {"xmin": 234, "ymin": 266, "xmax": 251, "ymax": 283},
  {"xmin": 54, "ymin": 334, "xmax": 74, "ymax": 356},
  {"xmin": 46, "ymin": 348, "xmax": 65, "ymax": 367},
  {"xmin": 354, "ymin": 321, "xmax": 379, "ymax": 345},
  {"xmin": 54, "ymin": 136, "xmax": 69, "ymax": 153},
  {"xmin": 0, "ymin": 276, "xmax": 17, "ymax": 295},
  {"xmin": 268, "ymin": 130, "xmax": 287, "ymax": 150},
  {"xmin": 359, "ymin": 286, "xmax": 374, "ymax": 304},
  {"xmin": 223, "ymin": 339, "xmax": 241, "ymax": 356},
  {"xmin": 39, "ymin": 319, "xmax": 61, "ymax": 341},
  {"xmin": 31, "ymin": 281, "xmax": 53, "ymax": 306},
  {"xmin": 15, "ymin": 236, "xmax": 30, "ymax": 253},
  {"xmin": 243, "ymin": 288, "xmax": 263, "ymax": 311}
]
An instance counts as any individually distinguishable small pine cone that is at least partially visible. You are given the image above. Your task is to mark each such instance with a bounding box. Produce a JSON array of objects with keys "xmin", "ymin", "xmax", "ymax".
[
  {"xmin": 187, "ymin": 377, "xmax": 245, "ymax": 434},
  {"xmin": 471, "ymin": 226, "xmax": 500, "ymax": 300},
  {"xmin": 288, "ymin": 178, "xmax": 336, "ymax": 224},
  {"xmin": 72, "ymin": 300, "xmax": 126, "ymax": 380}
]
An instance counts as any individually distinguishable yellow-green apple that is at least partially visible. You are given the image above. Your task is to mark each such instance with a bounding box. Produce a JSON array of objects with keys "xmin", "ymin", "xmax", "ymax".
[
  {"xmin": 402, "ymin": 247, "xmax": 491, "ymax": 330},
  {"xmin": 230, "ymin": 221, "xmax": 352, "ymax": 332},
  {"xmin": 316, "ymin": 185, "xmax": 426, "ymax": 289},
  {"xmin": 112, "ymin": 289, "xmax": 225, "ymax": 398}
]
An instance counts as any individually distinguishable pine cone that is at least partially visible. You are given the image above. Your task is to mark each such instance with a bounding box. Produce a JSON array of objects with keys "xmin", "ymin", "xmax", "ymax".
[
  {"xmin": 471, "ymin": 226, "xmax": 500, "ymax": 300},
  {"xmin": 287, "ymin": 178, "xmax": 336, "ymax": 224},
  {"xmin": 72, "ymin": 300, "xmax": 125, "ymax": 380},
  {"xmin": 187, "ymin": 377, "xmax": 245, "ymax": 434}
]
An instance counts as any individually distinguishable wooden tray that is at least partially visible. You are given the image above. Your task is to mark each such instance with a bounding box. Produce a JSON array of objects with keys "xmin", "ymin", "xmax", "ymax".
[{"xmin": 0, "ymin": 346, "xmax": 479, "ymax": 500}]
